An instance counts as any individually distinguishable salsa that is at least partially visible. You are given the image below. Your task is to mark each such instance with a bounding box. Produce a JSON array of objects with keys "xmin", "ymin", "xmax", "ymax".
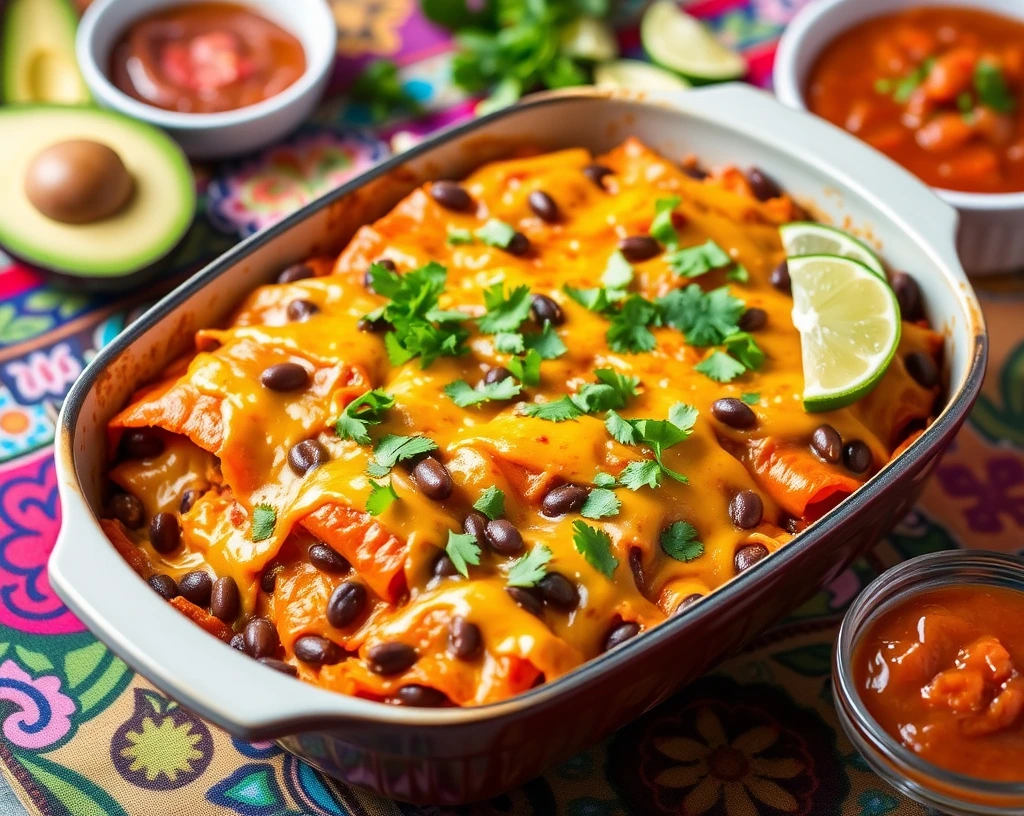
[
  {"xmin": 854, "ymin": 584, "xmax": 1024, "ymax": 781},
  {"xmin": 807, "ymin": 7, "xmax": 1024, "ymax": 194},
  {"xmin": 109, "ymin": 2, "xmax": 306, "ymax": 114}
]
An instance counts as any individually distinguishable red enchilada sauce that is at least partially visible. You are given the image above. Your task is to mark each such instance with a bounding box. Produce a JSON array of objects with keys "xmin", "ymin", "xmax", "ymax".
[
  {"xmin": 807, "ymin": 7, "xmax": 1024, "ymax": 193},
  {"xmin": 854, "ymin": 585, "xmax": 1024, "ymax": 781},
  {"xmin": 110, "ymin": 2, "xmax": 305, "ymax": 114}
]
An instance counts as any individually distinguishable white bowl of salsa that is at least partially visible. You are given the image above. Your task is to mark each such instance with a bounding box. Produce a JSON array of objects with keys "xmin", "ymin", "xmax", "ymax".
[
  {"xmin": 774, "ymin": 0, "xmax": 1024, "ymax": 275},
  {"xmin": 77, "ymin": 0, "xmax": 337, "ymax": 159}
]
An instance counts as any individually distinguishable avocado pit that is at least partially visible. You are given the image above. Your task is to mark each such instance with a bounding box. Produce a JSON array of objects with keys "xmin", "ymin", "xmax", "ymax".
[{"xmin": 24, "ymin": 139, "xmax": 134, "ymax": 224}]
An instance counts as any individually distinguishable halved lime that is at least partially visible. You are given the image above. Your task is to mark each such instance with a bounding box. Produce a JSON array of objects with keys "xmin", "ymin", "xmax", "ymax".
[
  {"xmin": 560, "ymin": 17, "xmax": 619, "ymax": 63},
  {"xmin": 593, "ymin": 59, "xmax": 691, "ymax": 92},
  {"xmin": 788, "ymin": 254, "xmax": 901, "ymax": 412},
  {"xmin": 780, "ymin": 222, "xmax": 885, "ymax": 277},
  {"xmin": 641, "ymin": 1, "xmax": 747, "ymax": 83}
]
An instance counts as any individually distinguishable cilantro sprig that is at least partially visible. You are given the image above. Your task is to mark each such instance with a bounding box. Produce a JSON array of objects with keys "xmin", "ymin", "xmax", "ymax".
[
  {"xmin": 660, "ymin": 521, "xmax": 704, "ymax": 562},
  {"xmin": 367, "ymin": 435, "xmax": 438, "ymax": 477},
  {"xmin": 975, "ymin": 60, "xmax": 1017, "ymax": 114},
  {"xmin": 444, "ymin": 377, "xmax": 522, "ymax": 407},
  {"xmin": 666, "ymin": 240, "xmax": 744, "ymax": 281},
  {"xmin": 520, "ymin": 368, "xmax": 640, "ymax": 422},
  {"xmin": 446, "ymin": 530, "xmax": 482, "ymax": 578},
  {"xmin": 335, "ymin": 389, "xmax": 395, "ymax": 444},
  {"xmin": 571, "ymin": 520, "xmax": 618, "ymax": 578},
  {"xmin": 580, "ymin": 487, "xmax": 620, "ymax": 519},
  {"xmin": 366, "ymin": 480, "xmax": 399, "ymax": 516},
  {"xmin": 473, "ymin": 486, "xmax": 506, "ymax": 520},
  {"xmin": 507, "ymin": 545, "xmax": 552, "ymax": 587},
  {"xmin": 606, "ymin": 402, "xmax": 698, "ymax": 489},
  {"xmin": 252, "ymin": 504, "xmax": 276, "ymax": 542},
  {"xmin": 650, "ymin": 196, "xmax": 682, "ymax": 248},
  {"xmin": 477, "ymin": 281, "xmax": 533, "ymax": 335}
]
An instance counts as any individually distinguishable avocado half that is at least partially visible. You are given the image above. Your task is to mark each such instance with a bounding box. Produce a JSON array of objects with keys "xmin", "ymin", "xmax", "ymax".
[
  {"xmin": 0, "ymin": 105, "xmax": 196, "ymax": 290},
  {"xmin": 2, "ymin": 0, "xmax": 90, "ymax": 104}
]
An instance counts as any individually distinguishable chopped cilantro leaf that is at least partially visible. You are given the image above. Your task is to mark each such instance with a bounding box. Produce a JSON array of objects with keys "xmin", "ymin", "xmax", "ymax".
[
  {"xmin": 444, "ymin": 377, "xmax": 522, "ymax": 407},
  {"xmin": 695, "ymin": 350, "xmax": 746, "ymax": 383},
  {"xmin": 660, "ymin": 521, "xmax": 704, "ymax": 562},
  {"xmin": 593, "ymin": 471, "xmax": 617, "ymax": 488},
  {"xmin": 473, "ymin": 486, "xmax": 505, "ymax": 520},
  {"xmin": 251, "ymin": 504, "xmax": 276, "ymax": 542},
  {"xmin": 657, "ymin": 284, "xmax": 745, "ymax": 347},
  {"xmin": 520, "ymin": 396, "xmax": 583, "ymax": 422},
  {"xmin": 727, "ymin": 263, "xmax": 750, "ymax": 283},
  {"xmin": 507, "ymin": 545, "xmax": 552, "ymax": 587},
  {"xmin": 424, "ymin": 308, "xmax": 470, "ymax": 322},
  {"xmin": 606, "ymin": 402, "xmax": 697, "ymax": 487},
  {"xmin": 724, "ymin": 331, "xmax": 765, "ymax": 371},
  {"xmin": 607, "ymin": 295, "xmax": 659, "ymax": 353},
  {"xmin": 666, "ymin": 239, "xmax": 732, "ymax": 278},
  {"xmin": 605, "ymin": 410, "xmax": 640, "ymax": 446},
  {"xmin": 601, "ymin": 250, "xmax": 634, "ymax": 290},
  {"xmin": 366, "ymin": 480, "xmax": 399, "ymax": 516},
  {"xmin": 650, "ymin": 195, "xmax": 682, "ymax": 248},
  {"xmin": 495, "ymin": 332, "xmax": 525, "ymax": 354},
  {"xmin": 477, "ymin": 282, "xmax": 533, "ymax": 334},
  {"xmin": 522, "ymin": 323, "xmax": 567, "ymax": 359},
  {"xmin": 508, "ymin": 348, "xmax": 542, "ymax": 386},
  {"xmin": 475, "ymin": 218, "xmax": 517, "ymax": 249},
  {"xmin": 571, "ymin": 520, "xmax": 618, "ymax": 578},
  {"xmin": 892, "ymin": 57, "xmax": 935, "ymax": 104},
  {"xmin": 446, "ymin": 227, "xmax": 475, "ymax": 245},
  {"xmin": 446, "ymin": 530, "xmax": 481, "ymax": 578},
  {"xmin": 335, "ymin": 389, "xmax": 395, "ymax": 444},
  {"xmin": 564, "ymin": 285, "xmax": 621, "ymax": 313},
  {"xmin": 619, "ymin": 460, "xmax": 662, "ymax": 490},
  {"xmin": 741, "ymin": 392, "xmax": 761, "ymax": 405},
  {"xmin": 581, "ymin": 488, "xmax": 620, "ymax": 519},
  {"xmin": 367, "ymin": 434, "xmax": 438, "ymax": 477},
  {"xmin": 669, "ymin": 402, "xmax": 699, "ymax": 431},
  {"xmin": 571, "ymin": 369, "xmax": 640, "ymax": 413},
  {"xmin": 975, "ymin": 60, "xmax": 1017, "ymax": 114}
]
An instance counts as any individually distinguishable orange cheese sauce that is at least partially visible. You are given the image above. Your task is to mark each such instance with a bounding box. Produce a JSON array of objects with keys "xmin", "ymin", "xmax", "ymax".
[
  {"xmin": 103, "ymin": 140, "xmax": 942, "ymax": 707},
  {"xmin": 854, "ymin": 585, "xmax": 1024, "ymax": 781}
]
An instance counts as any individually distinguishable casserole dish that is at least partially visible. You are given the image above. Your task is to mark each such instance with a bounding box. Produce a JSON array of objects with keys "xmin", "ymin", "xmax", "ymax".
[
  {"xmin": 49, "ymin": 85, "xmax": 987, "ymax": 805},
  {"xmin": 773, "ymin": 0, "xmax": 1024, "ymax": 276}
]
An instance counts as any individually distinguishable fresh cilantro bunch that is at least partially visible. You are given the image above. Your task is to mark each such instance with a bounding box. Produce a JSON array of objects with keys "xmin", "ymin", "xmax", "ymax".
[
  {"xmin": 606, "ymin": 402, "xmax": 698, "ymax": 489},
  {"xmin": 335, "ymin": 389, "xmax": 395, "ymax": 444},
  {"xmin": 520, "ymin": 368, "xmax": 640, "ymax": 421}
]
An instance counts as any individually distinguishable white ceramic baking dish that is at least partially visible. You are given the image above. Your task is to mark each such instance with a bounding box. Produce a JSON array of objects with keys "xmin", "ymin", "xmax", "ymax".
[{"xmin": 49, "ymin": 85, "xmax": 986, "ymax": 805}]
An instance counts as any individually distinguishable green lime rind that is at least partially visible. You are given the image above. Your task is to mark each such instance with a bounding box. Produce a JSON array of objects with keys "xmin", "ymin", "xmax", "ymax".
[
  {"xmin": 640, "ymin": 1, "xmax": 747, "ymax": 83},
  {"xmin": 780, "ymin": 221, "xmax": 886, "ymax": 278},
  {"xmin": 593, "ymin": 59, "xmax": 691, "ymax": 92}
]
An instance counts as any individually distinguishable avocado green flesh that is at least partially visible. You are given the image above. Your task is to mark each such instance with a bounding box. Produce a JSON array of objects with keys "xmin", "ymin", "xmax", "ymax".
[
  {"xmin": 2, "ymin": 0, "xmax": 90, "ymax": 103},
  {"xmin": 0, "ymin": 106, "xmax": 195, "ymax": 278}
]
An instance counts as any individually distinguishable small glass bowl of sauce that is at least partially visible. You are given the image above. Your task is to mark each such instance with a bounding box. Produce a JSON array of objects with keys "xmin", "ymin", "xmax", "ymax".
[{"xmin": 834, "ymin": 550, "xmax": 1024, "ymax": 815}]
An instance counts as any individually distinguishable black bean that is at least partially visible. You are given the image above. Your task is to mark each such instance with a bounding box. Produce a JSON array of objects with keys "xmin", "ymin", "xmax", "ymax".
[
  {"xmin": 537, "ymin": 572, "xmax": 578, "ymax": 610},
  {"xmin": 629, "ymin": 547, "xmax": 645, "ymax": 595},
  {"xmin": 810, "ymin": 424, "xmax": 843, "ymax": 463},
  {"xmin": 230, "ymin": 633, "xmax": 245, "ymax": 651},
  {"xmin": 673, "ymin": 593, "xmax": 703, "ymax": 614},
  {"xmin": 485, "ymin": 519, "xmax": 524, "ymax": 555},
  {"xmin": 258, "ymin": 657, "xmax": 298, "ymax": 677},
  {"xmin": 277, "ymin": 263, "xmax": 314, "ymax": 284},
  {"xmin": 843, "ymin": 440, "xmax": 873, "ymax": 474},
  {"xmin": 734, "ymin": 544, "xmax": 769, "ymax": 573},
  {"xmin": 905, "ymin": 351, "xmax": 939, "ymax": 388},
  {"xmin": 210, "ymin": 576, "xmax": 240, "ymax": 623},
  {"xmin": 434, "ymin": 553, "xmax": 459, "ymax": 578},
  {"xmin": 682, "ymin": 164, "xmax": 707, "ymax": 180},
  {"xmin": 618, "ymin": 235, "xmax": 661, "ymax": 262},
  {"xmin": 243, "ymin": 617, "xmax": 279, "ymax": 659},
  {"xmin": 448, "ymin": 615, "xmax": 482, "ymax": 660},
  {"xmin": 531, "ymin": 293, "xmax": 564, "ymax": 326},
  {"xmin": 396, "ymin": 684, "xmax": 448, "ymax": 707},
  {"xmin": 604, "ymin": 621, "xmax": 640, "ymax": 651},
  {"xmin": 308, "ymin": 543, "xmax": 349, "ymax": 575},
  {"xmin": 286, "ymin": 299, "xmax": 319, "ymax": 322},
  {"xmin": 505, "ymin": 232, "xmax": 531, "ymax": 257},
  {"xmin": 506, "ymin": 586, "xmax": 544, "ymax": 616},
  {"xmin": 582, "ymin": 163, "xmax": 613, "ymax": 189},
  {"xmin": 891, "ymin": 271, "xmax": 922, "ymax": 321},
  {"xmin": 178, "ymin": 570, "xmax": 213, "ymax": 606},
  {"xmin": 294, "ymin": 635, "xmax": 343, "ymax": 666},
  {"xmin": 484, "ymin": 366, "xmax": 513, "ymax": 385},
  {"xmin": 542, "ymin": 484, "xmax": 589, "ymax": 517},
  {"xmin": 149, "ymin": 512, "xmax": 181, "ymax": 554},
  {"xmin": 783, "ymin": 515, "xmax": 807, "ymax": 535},
  {"xmin": 148, "ymin": 573, "xmax": 179, "ymax": 600},
  {"xmin": 413, "ymin": 458, "xmax": 454, "ymax": 501},
  {"xmin": 260, "ymin": 362, "xmax": 309, "ymax": 392},
  {"xmin": 463, "ymin": 511, "xmax": 489, "ymax": 545},
  {"xmin": 357, "ymin": 314, "xmax": 390, "ymax": 333},
  {"xmin": 179, "ymin": 488, "xmax": 201, "ymax": 514},
  {"xmin": 528, "ymin": 190, "xmax": 560, "ymax": 222},
  {"xmin": 260, "ymin": 566, "xmax": 278, "ymax": 594},
  {"xmin": 327, "ymin": 581, "xmax": 367, "ymax": 628},
  {"xmin": 747, "ymin": 167, "xmax": 782, "ymax": 201},
  {"xmin": 367, "ymin": 642, "xmax": 418, "ymax": 675},
  {"xmin": 375, "ymin": 258, "xmax": 397, "ymax": 272},
  {"xmin": 106, "ymin": 492, "xmax": 145, "ymax": 529},
  {"xmin": 711, "ymin": 398, "xmax": 757, "ymax": 430},
  {"xmin": 738, "ymin": 307, "xmax": 768, "ymax": 332},
  {"xmin": 121, "ymin": 429, "xmax": 164, "ymax": 459},
  {"xmin": 289, "ymin": 439, "xmax": 326, "ymax": 476},
  {"xmin": 729, "ymin": 490, "xmax": 763, "ymax": 530},
  {"xmin": 770, "ymin": 260, "xmax": 791, "ymax": 294},
  {"xmin": 430, "ymin": 180, "xmax": 473, "ymax": 212}
]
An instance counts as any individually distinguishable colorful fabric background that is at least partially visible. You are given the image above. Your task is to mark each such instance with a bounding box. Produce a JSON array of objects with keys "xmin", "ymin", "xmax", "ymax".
[{"xmin": 1, "ymin": 1, "xmax": 1022, "ymax": 814}]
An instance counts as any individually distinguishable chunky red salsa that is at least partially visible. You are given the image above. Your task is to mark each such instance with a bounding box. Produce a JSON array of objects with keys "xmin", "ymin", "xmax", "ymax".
[
  {"xmin": 854, "ymin": 584, "xmax": 1024, "ymax": 781},
  {"xmin": 109, "ymin": 2, "xmax": 306, "ymax": 114},
  {"xmin": 807, "ymin": 7, "xmax": 1024, "ymax": 193}
]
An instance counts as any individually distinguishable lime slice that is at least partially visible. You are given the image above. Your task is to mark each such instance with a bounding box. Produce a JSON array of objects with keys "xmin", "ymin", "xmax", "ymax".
[
  {"xmin": 780, "ymin": 222, "xmax": 885, "ymax": 277},
  {"xmin": 788, "ymin": 254, "xmax": 901, "ymax": 412},
  {"xmin": 641, "ymin": 1, "xmax": 747, "ymax": 83},
  {"xmin": 593, "ymin": 59, "xmax": 691, "ymax": 92},
  {"xmin": 560, "ymin": 17, "xmax": 618, "ymax": 63}
]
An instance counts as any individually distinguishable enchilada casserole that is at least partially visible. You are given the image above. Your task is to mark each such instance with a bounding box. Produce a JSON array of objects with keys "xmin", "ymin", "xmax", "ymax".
[{"xmin": 101, "ymin": 139, "xmax": 943, "ymax": 707}]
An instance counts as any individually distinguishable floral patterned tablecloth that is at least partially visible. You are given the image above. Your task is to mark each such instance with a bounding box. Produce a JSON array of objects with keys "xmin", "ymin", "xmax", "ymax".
[{"xmin": 1, "ymin": 1, "xmax": 1022, "ymax": 814}]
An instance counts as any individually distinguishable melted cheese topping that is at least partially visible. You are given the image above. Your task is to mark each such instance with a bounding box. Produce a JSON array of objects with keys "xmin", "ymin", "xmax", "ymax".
[{"xmin": 105, "ymin": 139, "xmax": 942, "ymax": 706}]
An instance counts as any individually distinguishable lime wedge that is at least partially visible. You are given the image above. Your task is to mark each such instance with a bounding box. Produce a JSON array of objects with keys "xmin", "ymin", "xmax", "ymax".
[
  {"xmin": 593, "ymin": 59, "xmax": 691, "ymax": 92},
  {"xmin": 780, "ymin": 222, "xmax": 885, "ymax": 277},
  {"xmin": 641, "ymin": 1, "xmax": 747, "ymax": 83},
  {"xmin": 560, "ymin": 17, "xmax": 618, "ymax": 63},
  {"xmin": 788, "ymin": 254, "xmax": 901, "ymax": 412}
]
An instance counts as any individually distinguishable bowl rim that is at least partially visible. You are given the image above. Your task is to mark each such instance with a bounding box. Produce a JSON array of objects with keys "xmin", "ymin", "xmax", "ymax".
[
  {"xmin": 49, "ymin": 85, "xmax": 989, "ymax": 739},
  {"xmin": 75, "ymin": 0, "xmax": 337, "ymax": 130},
  {"xmin": 772, "ymin": 0, "xmax": 1024, "ymax": 212}
]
